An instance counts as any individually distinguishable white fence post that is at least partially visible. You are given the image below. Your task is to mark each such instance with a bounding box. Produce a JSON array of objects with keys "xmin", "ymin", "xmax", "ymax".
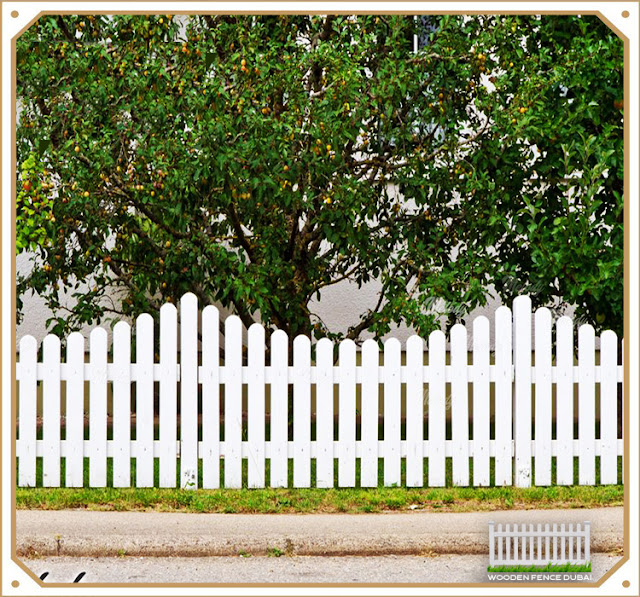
[
  {"xmin": 451, "ymin": 324, "xmax": 469, "ymax": 486},
  {"xmin": 89, "ymin": 328, "xmax": 108, "ymax": 488},
  {"xmin": 494, "ymin": 306, "xmax": 513, "ymax": 486},
  {"xmin": 112, "ymin": 322, "xmax": 131, "ymax": 487},
  {"xmin": 360, "ymin": 339, "xmax": 379, "ymax": 488},
  {"xmin": 269, "ymin": 330, "xmax": 289, "ymax": 488},
  {"xmin": 159, "ymin": 303, "xmax": 178, "ymax": 488},
  {"xmin": 224, "ymin": 315, "xmax": 243, "ymax": 488},
  {"xmin": 473, "ymin": 317, "xmax": 490, "ymax": 486},
  {"xmin": 66, "ymin": 332, "xmax": 85, "ymax": 488},
  {"xmin": 201, "ymin": 305, "xmax": 221, "ymax": 488},
  {"xmin": 383, "ymin": 338, "xmax": 401, "ymax": 487},
  {"xmin": 180, "ymin": 293, "xmax": 199, "ymax": 489},
  {"xmin": 18, "ymin": 336, "xmax": 38, "ymax": 487},
  {"xmin": 600, "ymin": 330, "xmax": 618, "ymax": 484},
  {"xmin": 293, "ymin": 335, "xmax": 311, "ymax": 487},
  {"xmin": 428, "ymin": 330, "xmax": 446, "ymax": 487},
  {"xmin": 406, "ymin": 335, "xmax": 424, "ymax": 487},
  {"xmin": 316, "ymin": 337, "xmax": 335, "ymax": 488},
  {"xmin": 42, "ymin": 335, "xmax": 61, "ymax": 487},
  {"xmin": 534, "ymin": 308, "xmax": 552, "ymax": 486},
  {"xmin": 513, "ymin": 295, "xmax": 532, "ymax": 487},
  {"xmin": 338, "ymin": 339, "xmax": 356, "ymax": 487},
  {"xmin": 578, "ymin": 325, "xmax": 596, "ymax": 486},
  {"xmin": 247, "ymin": 323, "xmax": 266, "ymax": 488},
  {"xmin": 136, "ymin": 313, "xmax": 154, "ymax": 487},
  {"xmin": 556, "ymin": 316, "xmax": 574, "ymax": 485}
]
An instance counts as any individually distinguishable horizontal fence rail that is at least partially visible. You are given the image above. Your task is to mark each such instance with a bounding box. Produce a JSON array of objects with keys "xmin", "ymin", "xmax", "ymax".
[
  {"xmin": 489, "ymin": 522, "xmax": 591, "ymax": 567},
  {"xmin": 16, "ymin": 293, "xmax": 624, "ymax": 489}
]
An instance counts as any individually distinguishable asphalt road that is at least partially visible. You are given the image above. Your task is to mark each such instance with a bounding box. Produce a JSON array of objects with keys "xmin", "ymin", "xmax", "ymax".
[
  {"xmin": 21, "ymin": 554, "xmax": 623, "ymax": 585},
  {"xmin": 17, "ymin": 507, "xmax": 623, "ymax": 558}
]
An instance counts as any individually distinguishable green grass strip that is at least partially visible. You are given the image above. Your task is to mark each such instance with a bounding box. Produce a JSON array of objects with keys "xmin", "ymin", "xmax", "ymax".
[
  {"xmin": 488, "ymin": 562, "xmax": 591, "ymax": 573},
  {"xmin": 16, "ymin": 484, "xmax": 622, "ymax": 514}
]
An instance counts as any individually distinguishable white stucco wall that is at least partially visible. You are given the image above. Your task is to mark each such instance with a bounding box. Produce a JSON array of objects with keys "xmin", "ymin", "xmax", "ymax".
[{"xmin": 16, "ymin": 250, "xmax": 505, "ymax": 350}]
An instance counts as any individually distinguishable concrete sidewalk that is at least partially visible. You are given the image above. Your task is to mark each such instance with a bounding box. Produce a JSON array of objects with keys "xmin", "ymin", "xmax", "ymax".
[{"xmin": 16, "ymin": 507, "xmax": 623, "ymax": 558}]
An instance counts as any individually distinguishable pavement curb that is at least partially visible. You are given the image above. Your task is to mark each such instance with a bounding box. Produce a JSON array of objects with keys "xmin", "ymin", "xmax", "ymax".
[{"xmin": 16, "ymin": 508, "xmax": 624, "ymax": 559}]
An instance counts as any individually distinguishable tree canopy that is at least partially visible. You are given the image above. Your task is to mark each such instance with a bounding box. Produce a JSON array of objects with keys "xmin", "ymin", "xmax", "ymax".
[{"xmin": 16, "ymin": 14, "xmax": 624, "ymax": 340}]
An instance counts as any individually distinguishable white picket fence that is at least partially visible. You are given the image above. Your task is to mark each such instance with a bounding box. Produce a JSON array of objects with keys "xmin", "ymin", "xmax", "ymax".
[
  {"xmin": 489, "ymin": 522, "xmax": 591, "ymax": 567},
  {"xmin": 16, "ymin": 293, "xmax": 623, "ymax": 489}
]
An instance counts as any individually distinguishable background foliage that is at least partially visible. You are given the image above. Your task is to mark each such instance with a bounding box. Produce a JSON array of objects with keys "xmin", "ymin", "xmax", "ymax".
[{"xmin": 16, "ymin": 15, "xmax": 623, "ymax": 340}]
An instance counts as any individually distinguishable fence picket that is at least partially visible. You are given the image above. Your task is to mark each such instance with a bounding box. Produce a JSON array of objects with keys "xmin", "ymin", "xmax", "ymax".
[
  {"xmin": 42, "ymin": 335, "xmax": 61, "ymax": 487},
  {"xmin": 360, "ymin": 339, "xmax": 379, "ymax": 487},
  {"xmin": 578, "ymin": 325, "xmax": 596, "ymax": 485},
  {"xmin": 294, "ymin": 335, "xmax": 311, "ymax": 487},
  {"xmin": 18, "ymin": 336, "xmax": 37, "ymax": 487},
  {"xmin": 316, "ymin": 337, "xmax": 334, "ymax": 488},
  {"xmin": 136, "ymin": 314, "xmax": 154, "ymax": 487},
  {"xmin": 66, "ymin": 332, "xmax": 85, "ymax": 487},
  {"xmin": 472, "ymin": 317, "xmax": 490, "ymax": 486},
  {"xmin": 428, "ymin": 330, "xmax": 446, "ymax": 487},
  {"xmin": 270, "ymin": 330, "xmax": 289, "ymax": 488},
  {"xmin": 556, "ymin": 317, "xmax": 574, "ymax": 485},
  {"xmin": 248, "ymin": 324, "xmax": 266, "ymax": 488},
  {"xmin": 513, "ymin": 295, "xmax": 532, "ymax": 487},
  {"xmin": 383, "ymin": 338, "xmax": 401, "ymax": 487},
  {"xmin": 112, "ymin": 322, "xmax": 131, "ymax": 487},
  {"xmin": 180, "ymin": 293, "xmax": 199, "ymax": 489},
  {"xmin": 406, "ymin": 335, "xmax": 424, "ymax": 487},
  {"xmin": 494, "ymin": 306, "xmax": 512, "ymax": 486},
  {"xmin": 159, "ymin": 303, "xmax": 177, "ymax": 487},
  {"xmin": 201, "ymin": 305, "xmax": 221, "ymax": 488},
  {"xmin": 451, "ymin": 324, "xmax": 469, "ymax": 486},
  {"xmin": 338, "ymin": 339, "xmax": 357, "ymax": 487},
  {"xmin": 534, "ymin": 308, "xmax": 552, "ymax": 486},
  {"xmin": 89, "ymin": 328, "xmax": 108, "ymax": 487},
  {"xmin": 224, "ymin": 316, "xmax": 243, "ymax": 488},
  {"xmin": 600, "ymin": 330, "xmax": 618, "ymax": 484},
  {"xmin": 16, "ymin": 292, "xmax": 624, "ymax": 490}
]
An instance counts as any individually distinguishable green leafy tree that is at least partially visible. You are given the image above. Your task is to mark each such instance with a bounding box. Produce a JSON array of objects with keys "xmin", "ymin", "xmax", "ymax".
[{"xmin": 16, "ymin": 14, "xmax": 623, "ymax": 339}]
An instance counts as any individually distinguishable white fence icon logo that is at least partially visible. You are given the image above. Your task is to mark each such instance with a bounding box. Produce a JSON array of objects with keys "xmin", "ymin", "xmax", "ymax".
[{"xmin": 489, "ymin": 522, "xmax": 591, "ymax": 567}]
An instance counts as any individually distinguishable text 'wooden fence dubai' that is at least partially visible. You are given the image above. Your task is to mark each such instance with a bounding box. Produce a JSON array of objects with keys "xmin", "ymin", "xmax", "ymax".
[{"xmin": 16, "ymin": 293, "xmax": 623, "ymax": 489}]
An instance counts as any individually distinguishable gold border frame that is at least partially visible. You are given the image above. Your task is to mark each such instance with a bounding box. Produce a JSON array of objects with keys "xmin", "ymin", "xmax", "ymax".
[{"xmin": 3, "ymin": 4, "xmax": 634, "ymax": 593}]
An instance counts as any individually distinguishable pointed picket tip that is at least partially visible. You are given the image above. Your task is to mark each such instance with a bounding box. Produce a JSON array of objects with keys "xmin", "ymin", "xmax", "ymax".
[
  {"xmin": 112, "ymin": 320, "xmax": 130, "ymax": 334},
  {"xmin": 513, "ymin": 294, "xmax": 532, "ymax": 311},
  {"xmin": 406, "ymin": 334, "xmax": 424, "ymax": 349},
  {"xmin": 361, "ymin": 337, "xmax": 379, "ymax": 351},
  {"xmin": 316, "ymin": 336, "xmax": 333, "ymax": 350},
  {"xmin": 534, "ymin": 306, "xmax": 552, "ymax": 319},
  {"xmin": 495, "ymin": 305, "xmax": 512, "ymax": 320},
  {"xmin": 293, "ymin": 333, "xmax": 312, "ymax": 348},
  {"xmin": 136, "ymin": 312, "xmax": 154, "ymax": 327},
  {"xmin": 451, "ymin": 322, "xmax": 467, "ymax": 338},
  {"xmin": 19, "ymin": 335, "xmax": 38, "ymax": 352},
  {"xmin": 202, "ymin": 304, "xmax": 220, "ymax": 320},
  {"xmin": 180, "ymin": 292, "xmax": 198, "ymax": 307},
  {"xmin": 224, "ymin": 314, "xmax": 243, "ymax": 330},
  {"xmin": 428, "ymin": 328, "xmax": 446, "ymax": 342},
  {"xmin": 578, "ymin": 323, "xmax": 595, "ymax": 340},
  {"xmin": 556, "ymin": 315, "xmax": 573, "ymax": 329},
  {"xmin": 339, "ymin": 338, "xmax": 357, "ymax": 362},
  {"xmin": 160, "ymin": 301, "xmax": 178, "ymax": 317},
  {"xmin": 271, "ymin": 328, "xmax": 288, "ymax": 343},
  {"xmin": 43, "ymin": 334, "xmax": 61, "ymax": 350},
  {"xmin": 383, "ymin": 336, "xmax": 401, "ymax": 350},
  {"xmin": 248, "ymin": 322, "xmax": 265, "ymax": 340},
  {"xmin": 473, "ymin": 315, "xmax": 490, "ymax": 331}
]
